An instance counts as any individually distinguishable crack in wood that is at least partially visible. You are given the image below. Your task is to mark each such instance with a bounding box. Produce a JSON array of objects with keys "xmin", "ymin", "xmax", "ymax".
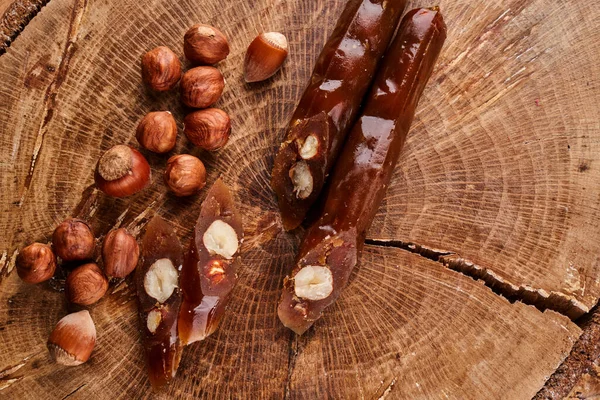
[
  {"xmin": 365, "ymin": 238, "xmax": 588, "ymax": 320},
  {"xmin": 61, "ymin": 383, "xmax": 86, "ymax": 400},
  {"xmin": 17, "ymin": 0, "xmax": 88, "ymax": 207}
]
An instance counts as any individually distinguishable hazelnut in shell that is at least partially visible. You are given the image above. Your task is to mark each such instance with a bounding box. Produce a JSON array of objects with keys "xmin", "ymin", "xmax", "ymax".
[
  {"xmin": 47, "ymin": 310, "xmax": 96, "ymax": 366},
  {"xmin": 52, "ymin": 219, "xmax": 95, "ymax": 262},
  {"xmin": 180, "ymin": 66, "xmax": 225, "ymax": 109},
  {"xmin": 164, "ymin": 154, "xmax": 207, "ymax": 197},
  {"xmin": 94, "ymin": 145, "xmax": 151, "ymax": 198},
  {"xmin": 184, "ymin": 24, "xmax": 229, "ymax": 65},
  {"xmin": 244, "ymin": 32, "xmax": 288, "ymax": 83},
  {"xmin": 16, "ymin": 243, "xmax": 56, "ymax": 283},
  {"xmin": 102, "ymin": 228, "xmax": 140, "ymax": 278},
  {"xmin": 65, "ymin": 263, "xmax": 109, "ymax": 306},
  {"xmin": 184, "ymin": 108, "xmax": 231, "ymax": 151},
  {"xmin": 136, "ymin": 111, "xmax": 178, "ymax": 154},
  {"xmin": 141, "ymin": 46, "xmax": 182, "ymax": 91}
]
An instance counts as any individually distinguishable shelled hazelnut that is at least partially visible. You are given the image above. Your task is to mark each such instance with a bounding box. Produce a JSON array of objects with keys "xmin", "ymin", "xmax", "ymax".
[
  {"xmin": 183, "ymin": 108, "xmax": 231, "ymax": 151},
  {"xmin": 184, "ymin": 24, "xmax": 229, "ymax": 65},
  {"xmin": 136, "ymin": 111, "xmax": 178, "ymax": 154},
  {"xmin": 102, "ymin": 228, "xmax": 139, "ymax": 278},
  {"xmin": 164, "ymin": 154, "xmax": 206, "ymax": 197},
  {"xmin": 47, "ymin": 310, "xmax": 96, "ymax": 366},
  {"xmin": 65, "ymin": 263, "xmax": 109, "ymax": 306},
  {"xmin": 52, "ymin": 219, "xmax": 95, "ymax": 262},
  {"xmin": 94, "ymin": 145, "xmax": 151, "ymax": 198},
  {"xmin": 180, "ymin": 66, "xmax": 225, "ymax": 109},
  {"xmin": 16, "ymin": 243, "xmax": 56, "ymax": 283},
  {"xmin": 244, "ymin": 32, "xmax": 288, "ymax": 83},
  {"xmin": 141, "ymin": 46, "xmax": 182, "ymax": 91}
]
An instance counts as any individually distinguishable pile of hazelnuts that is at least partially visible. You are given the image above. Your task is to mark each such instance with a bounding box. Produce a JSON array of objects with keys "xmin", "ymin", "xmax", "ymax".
[
  {"xmin": 16, "ymin": 219, "xmax": 138, "ymax": 365},
  {"xmin": 13, "ymin": 24, "xmax": 289, "ymax": 368},
  {"xmin": 94, "ymin": 24, "xmax": 289, "ymax": 198}
]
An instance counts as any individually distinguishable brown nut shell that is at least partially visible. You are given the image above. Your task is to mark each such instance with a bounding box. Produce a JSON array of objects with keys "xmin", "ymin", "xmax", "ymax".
[
  {"xmin": 94, "ymin": 145, "xmax": 151, "ymax": 198},
  {"xmin": 180, "ymin": 67, "xmax": 224, "ymax": 109},
  {"xmin": 141, "ymin": 46, "xmax": 182, "ymax": 91},
  {"xmin": 16, "ymin": 243, "xmax": 56, "ymax": 283},
  {"xmin": 52, "ymin": 219, "xmax": 95, "ymax": 262},
  {"xmin": 136, "ymin": 111, "xmax": 178, "ymax": 154},
  {"xmin": 244, "ymin": 32, "xmax": 288, "ymax": 83},
  {"xmin": 47, "ymin": 310, "xmax": 96, "ymax": 366},
  {"xmin": 164, "ymin": 154, "xmax": 207, "ymax": 197},
  {"xmin": 184, "ymin": 24, "xmax": 229, "ymax": 65},
  {"xmin": 102, "ymin": 228, "xmax": 140, "ymax": 278},
  {"xmin": 183, "ymin": 108, "xmax": 231, "ymax": 151},
  {"xmin": 65, "ymin": 263, "xmax": 109, "ymax": 306}
]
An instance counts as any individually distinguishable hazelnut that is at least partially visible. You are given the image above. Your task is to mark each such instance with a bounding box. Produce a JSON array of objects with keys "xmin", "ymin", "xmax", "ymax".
[
  {"xmin": 183, "ymin": 24, "xmax": 229, "ymax": 65},
  {"xmin": 94, "ymin": 145, "xmax": 151, "ymax": 198},
  {"xmin": 136, "ymin": 111, "xmax": 178, "ymax": 154},
  {"xmin": 141, "ymin": 46, "xmax": 182, "ymax": 91},
  {"xmin": 202, "ymin": 220, "xmax": 239, "ymax": 259},
  {"xmin": 144, "ymin": 258, "xmax": 178, "ymax": 304},
  {"xmin": 244, "ymin": 32, "xmax": 288, "ymax": 83},
  {"xmin": 16, "ymin": 243, "xmax": 56, "ymax": 284},
  {"xmin": 294, "ymin": 265, "xmax": 333, "ymax": 301},
  {"xmin": 183, "ymin": 108, "xmax": 231, "ymax": 151},
  {"xmin": 164, "ymin": 154, "xmax": 206, "ymax": 197},
  {"xmin": 296, "ymin": 134, "xmax": 319, "ymax": 159},
  {"xmin": 146, "ymin": 308, "xmax": 162, "ymax": 334},
  {"xmin": 180, "ymin": 66, "xmax": 225, "ymax": 109},
  {"xmin": 47, "ymin": 310, "xmax": 96, "ymax": 366},
  {"xmin": 52, "ymin": 219, "xmax": 95, "ymax": 262},
  {"xmin": 65, "ymin": 263, "xmax": 109, "ymax": 306},
  {"xmin": 289, "ymin": 161, "xmax": 313, "ymax": 199},
  {"xmin": 102, "ymin": 228, "xmax": 139, "ymax": 278}
]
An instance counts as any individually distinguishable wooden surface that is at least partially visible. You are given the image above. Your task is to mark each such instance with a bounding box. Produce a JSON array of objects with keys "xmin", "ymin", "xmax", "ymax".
[{"xmin": 0, "ymin": 0, "xmax": 599, "ymax": 398}]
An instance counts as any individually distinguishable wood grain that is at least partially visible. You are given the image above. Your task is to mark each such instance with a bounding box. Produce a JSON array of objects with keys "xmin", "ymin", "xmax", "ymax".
[
  {"xmin": 0, "ymin": 0, "xmax": 597, "ymax": 398},
  {"xmin": 371, "ymin": 0, "xmax": 600, "ymax": 317}
]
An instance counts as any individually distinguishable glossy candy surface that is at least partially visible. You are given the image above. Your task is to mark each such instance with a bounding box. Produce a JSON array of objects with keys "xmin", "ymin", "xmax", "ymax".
[
  {"xmin": 271, "ymin": 0, "xmax": 408, "ymax": 231},
  {"xmin": 136, "ymin": 216, "xmax": 183, "ymax": 388},
  {"xmin": 278, "ymin": 7, "xmax": 448, "ymax": 335},
  {"xmin": 178, "ymin": 179, "xmax": 243, "ymax": 345}
]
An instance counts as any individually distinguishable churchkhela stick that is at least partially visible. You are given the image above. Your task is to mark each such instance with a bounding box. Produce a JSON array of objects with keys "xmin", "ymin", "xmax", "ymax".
[
  {"xmin": 136, "ymin": 216, "xmax": 183, "ymax": 388},
  {"xmin": 178, "ymin": 179, "xmax": 243, "ymax": 345},
  {"xmin": 271, "ymin": 0, "xmax": 407, "ymax": 231},
  {"xmin": 278, "ymin": 7, "xmax": 447, "ymax": 335}
]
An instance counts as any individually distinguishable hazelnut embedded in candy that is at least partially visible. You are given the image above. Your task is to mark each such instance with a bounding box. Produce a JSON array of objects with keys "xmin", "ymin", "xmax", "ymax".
[
  {"xmin": 293, "ymin": 265, "xmax": 333, "ymax": 301},
  {"xmin": 52, "ymin": 219, "xmax": 95, "ymax": 262},
  {"xmin": 144, "ymin": 258, "xmax": 179, "ymax": 304},
  {"xmin": 202, "ymin": 220, "xmax": 239, "ymax": 260},
  {"xmin": 289, "ymin": 161, "xmax": 313, "ymax": 199}
]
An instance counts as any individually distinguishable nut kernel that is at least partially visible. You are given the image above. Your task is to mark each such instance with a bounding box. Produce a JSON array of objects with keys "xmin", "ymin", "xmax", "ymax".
[
  {"xmin": 297, "ymin": 134, "xmax": 319, "ymax": 159},
  {"xmin": 294, "ymin": 265, "xmax": 333, "ymax": 301},
  {"xmin": 144, "ymin": 258, "xmax": 179, "ymax": 303},
  {"xmin": 147, "ymin": 309, "xmax": 162, "ymax": 334},
  {"xmin": 289, "ymin": 161, "xmax": 313, "ymax": 199},
  {"xmin": 202, "ymin": 220, "xmax": 238, "ymax": 259}
]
